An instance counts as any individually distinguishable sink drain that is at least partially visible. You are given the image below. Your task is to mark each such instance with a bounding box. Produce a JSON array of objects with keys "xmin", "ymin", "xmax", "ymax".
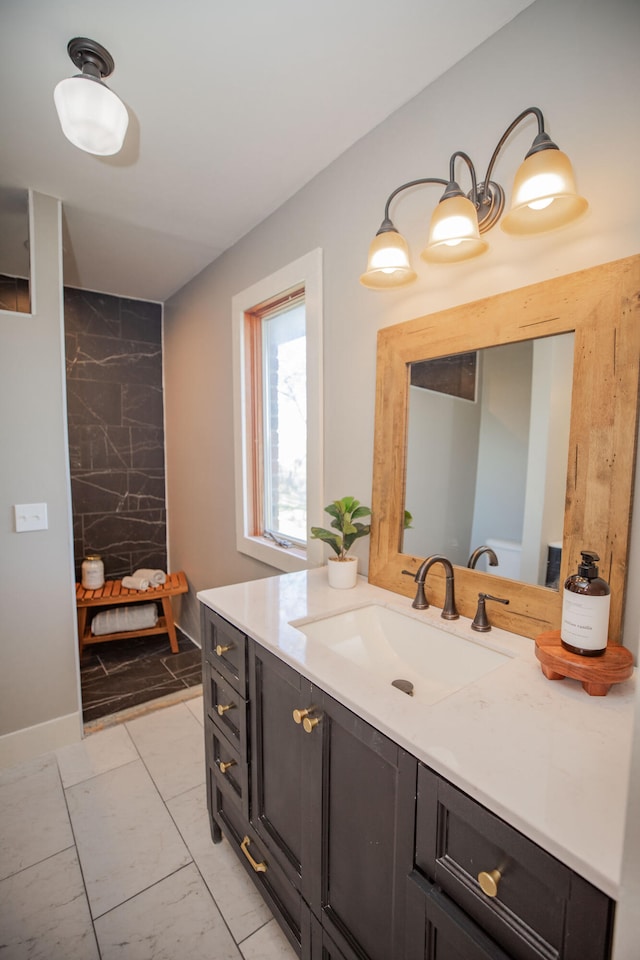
[{"xmin": 391, "ymin": 678, "xmax": 414, "ymax": 697}]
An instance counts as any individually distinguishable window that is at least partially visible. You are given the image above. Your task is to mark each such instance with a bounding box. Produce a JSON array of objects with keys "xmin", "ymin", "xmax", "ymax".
[{"xmin": 232, "ymin": 250, "xmax": 323, "ymax": 571}]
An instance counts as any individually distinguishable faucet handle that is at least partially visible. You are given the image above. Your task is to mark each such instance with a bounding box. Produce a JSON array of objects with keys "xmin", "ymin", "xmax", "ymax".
[
  {"xmin": 401, "ymin": 568, "xmax": 428, "ymax": 609},
  {"xmin": 471, "ymin": 593, "xmax": 509, "ymax": 632}
]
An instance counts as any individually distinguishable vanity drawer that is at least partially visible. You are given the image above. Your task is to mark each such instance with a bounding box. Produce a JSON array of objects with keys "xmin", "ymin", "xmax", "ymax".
[
  {"xmin": 213, "ymin": 782, "xmax": 304, "ymax": 957},
  {"xmin": 201, "ymin": 607, "xmax": 247, "ymax": 694},
  {"xmin": 208, "ymin": 724, "xmax": 248, "ymax": 817},
  {"xmin": 205, "ymin": 664, "xmax": 247, "ymax": 753},
  {"xmin": 405, "ymin": 870, "xmax": 511, "ymax": 960},
  {"xmin": 415, "ymin": 765, "xmax": 613, "ymax": 960}
]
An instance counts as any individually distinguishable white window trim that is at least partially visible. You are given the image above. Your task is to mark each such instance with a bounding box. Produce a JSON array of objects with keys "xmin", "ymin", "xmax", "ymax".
[{"xmin": 232, "ymin": 249, "xmax": 324, "ymax": 572}]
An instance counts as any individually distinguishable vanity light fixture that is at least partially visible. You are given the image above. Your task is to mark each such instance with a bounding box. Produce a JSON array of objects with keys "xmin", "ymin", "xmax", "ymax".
[
  {"xmin": 54, "ymin": 37, "xmax": 129, "ymax": 156},
  {"xmin": 360, "ymin": 107, "xmax": 587, "ymax": 289}
]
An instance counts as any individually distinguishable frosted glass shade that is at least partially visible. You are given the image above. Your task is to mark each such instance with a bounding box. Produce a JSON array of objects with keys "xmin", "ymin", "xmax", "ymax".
[
  {"xmin": 422, "ymin": 195, "xmax": 488, "ymax": 263},
  {"xmin": 501, "ymin": 149, "xmax": 588, "ymax": 234},
  {"xmin": 54, "ymin": 75, "xmax": 129, "ymax": 156},
  {"xmin": 359, "ymin": 230, "xmax": 417, "ymax": 288}
]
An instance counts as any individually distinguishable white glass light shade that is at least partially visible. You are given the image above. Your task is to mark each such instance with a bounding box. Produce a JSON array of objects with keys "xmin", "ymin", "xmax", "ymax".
[
  {"xmin": 359, "ymin": 230, "xmax": 417, "ymax": 288},
  {"xmin": 501, "ymin": 149, "xmax": 588, "ymax": 234},
  {"xmin": 422, "ymin": 195, "xmax": 488, "ymax": 263},
  {"xmin": 54, "ymin": 75, "xmax": 129, "ymax": 156}
]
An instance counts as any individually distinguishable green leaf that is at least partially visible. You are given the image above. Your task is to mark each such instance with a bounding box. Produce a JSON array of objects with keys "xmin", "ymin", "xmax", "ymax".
[{"xmin": 309, "ymin": 527, "xmax": 343, "ymax": 557}]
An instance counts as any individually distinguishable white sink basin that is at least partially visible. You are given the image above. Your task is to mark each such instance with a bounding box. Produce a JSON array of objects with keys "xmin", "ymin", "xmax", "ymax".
[{"xmin": 291, "ymin": 604, "xmax": 512, "ymax": 705}]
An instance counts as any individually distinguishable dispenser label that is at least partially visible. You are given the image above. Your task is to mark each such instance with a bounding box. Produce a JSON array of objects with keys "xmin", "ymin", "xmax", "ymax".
[{"xmin": 561, "ymin": 591, "xmax": 611, "ymax": 651}]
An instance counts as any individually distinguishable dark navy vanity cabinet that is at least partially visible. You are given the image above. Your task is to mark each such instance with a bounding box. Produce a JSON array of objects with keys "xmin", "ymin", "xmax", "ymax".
[{"xmin": 201, "ymin": 604, "xmax": 614, "ymax": 960}]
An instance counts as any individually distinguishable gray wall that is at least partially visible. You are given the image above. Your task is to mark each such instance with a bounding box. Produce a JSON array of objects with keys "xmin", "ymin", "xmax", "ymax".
[
  {"xmin": 0, "ymin": 192, "xmax": 80, "ymax": 759},
  {"xmin": 162, "ymin": 2, "xmax": 640, "ymax": 952},
  {"xmin": 164, "ymin": 0, "xmax": 640, "ymax": 642}
]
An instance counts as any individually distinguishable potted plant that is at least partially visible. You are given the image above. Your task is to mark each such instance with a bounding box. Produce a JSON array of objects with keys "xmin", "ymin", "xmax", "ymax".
[{"xmin": 311, "ymin": 496, "xmax": 371, "ymax": 588}]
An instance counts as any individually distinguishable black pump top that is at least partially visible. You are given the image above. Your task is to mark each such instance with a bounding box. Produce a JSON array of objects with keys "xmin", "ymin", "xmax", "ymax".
[{"xmin": 578, "ymin": 550, "xmax": 600, "ymax": 578}]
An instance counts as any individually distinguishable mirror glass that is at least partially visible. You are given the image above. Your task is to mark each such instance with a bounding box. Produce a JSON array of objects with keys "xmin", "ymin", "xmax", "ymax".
[
  {"xmin": 403, "ymin": 333, "xmax": 574, "ymax": 589},
  {"xmin": 0, "ymin": 187, "xmax": 31, "ymax": 314}
]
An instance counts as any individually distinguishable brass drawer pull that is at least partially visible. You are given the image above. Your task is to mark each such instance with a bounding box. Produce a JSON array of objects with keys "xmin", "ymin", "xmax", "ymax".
[
  {"xmin": 217, "ymin": 702, "xmax": 234, "ymax": 716},
  {"xmin": 241, "ymin": 835, "xmax": 267, "ymax": 873},
  {"xmin": 478, "ymin": 869, "xmax": 502, "ymax": 897},
  {"xmin": 215, "ymin": 643, "xmax": 232, "ymax": 657},
  {"xmin": 218, "ymin": 759, "xmax": 236, "ymax": 774},
  {"xmin": 303, "ymin": 714, "xmax": 321, "ymax": 734},
  {"xmin": 292, "ymin": 707, "xmax": 312, "ymax": 724}
]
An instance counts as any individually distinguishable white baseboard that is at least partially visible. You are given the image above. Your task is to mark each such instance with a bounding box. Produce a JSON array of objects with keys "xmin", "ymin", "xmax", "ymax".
[{"xmin": 0, "ymin": 712, "xmax": 83, "ymax": 770}]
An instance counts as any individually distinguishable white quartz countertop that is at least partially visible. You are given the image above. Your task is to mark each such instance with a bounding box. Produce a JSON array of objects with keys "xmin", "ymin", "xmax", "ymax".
[{"xmin": 197, "ymin": 568, "xmax": 635, "ymax": 898}]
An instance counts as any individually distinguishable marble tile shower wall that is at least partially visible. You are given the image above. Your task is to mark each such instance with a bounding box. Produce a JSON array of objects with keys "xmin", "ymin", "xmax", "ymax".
[{"xmin": 65, "ymin": 288, "xmax": 167, "ymax": 582}]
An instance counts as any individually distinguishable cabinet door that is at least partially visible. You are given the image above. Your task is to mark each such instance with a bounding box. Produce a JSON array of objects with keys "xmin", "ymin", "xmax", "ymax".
[
  {"xmin": 315, "ymin": 688, "xmax": 416, "ymax": 960},
  {"xmin": 249, "ymin": 641, "xmax": 322, "ymax": 903}
]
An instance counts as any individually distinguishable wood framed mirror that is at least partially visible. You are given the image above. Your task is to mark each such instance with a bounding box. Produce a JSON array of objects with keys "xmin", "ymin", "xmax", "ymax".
[{"xmin": 369, "ymin": 255, "xmax": 640, "ymax": 642}]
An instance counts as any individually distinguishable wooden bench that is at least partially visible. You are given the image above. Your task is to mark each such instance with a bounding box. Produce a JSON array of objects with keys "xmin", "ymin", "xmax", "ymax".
[{"xmin": 76, "ymin": 571, "xmax": 188, "ymax": 657}]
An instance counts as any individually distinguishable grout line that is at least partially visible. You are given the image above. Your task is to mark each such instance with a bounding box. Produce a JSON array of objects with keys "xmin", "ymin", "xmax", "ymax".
[
  {"xmin": 55, "ymin": 757, "xmax": 104, "ymax": 959},
  {"xmin": 163, "ymin": 788, "xmax": 248, "ymax": 956},
  {"xmin": 0, "ymin": 842, "xmax": 77, "ymax": 883}
]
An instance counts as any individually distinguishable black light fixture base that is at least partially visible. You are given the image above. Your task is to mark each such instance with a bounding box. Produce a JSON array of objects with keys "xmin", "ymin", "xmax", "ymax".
[
  {"xmin": 67, "ymin": 37, "xmax": 115, "ymax": 79},
  {"xmin": 474, "ymin": 181, "xmax": 505, "ymax": 234}
]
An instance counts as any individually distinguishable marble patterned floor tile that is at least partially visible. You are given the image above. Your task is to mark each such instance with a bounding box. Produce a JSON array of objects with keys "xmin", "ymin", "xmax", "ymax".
[
  {"xmin": 96, "ymin": 634, "xmax": 178, "ymax": 671},
  {"xmin": 0, "ymin": 846, "xmax": 99, "ymax": 959},
  {"xmin": 0, "ymin": 754, "xmax": 74, "ymax": 880},
  {"xmin": 185, "ymin": 694, "xmax": 204, "ymax": 725},
  {"xmin": 167, "ymin": 784, "xmax": 272, "ymax": 942},
  {"xmin": 56, "ymin": 723, "xmax": 139, "ymax": 787},
  {"xmin": 65, "ymin": 758, "xmax": 191, "ymax": 917},
  {"xmin": 125, "ymin": 701, "xmax": 205, "ymax": 800},
  {"xmin": 80, "ymin": 632, "xmax": 200, "ymax": 723},
  {"xmin": 161, "ymin": 646, "xmax": 202, "ymax": 683},
  {"xmin": 239, "ymin": 918, "xmax": 298, "ymax": 959},
  {"xmin": 94, "ymin": 862, "xmax": 241, "ymax": 960},
  {"xmin": 81, "ymin": 659, "xmax": 186, "ymax": 723}
]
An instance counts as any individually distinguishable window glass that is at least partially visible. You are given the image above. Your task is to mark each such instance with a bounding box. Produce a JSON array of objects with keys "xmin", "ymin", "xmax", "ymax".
[
  {"xmin": 262, "ymin": 299, "xmax": 306, "ymax": 542},
  {"xmin": 232, "ymin": 249, "xmax": 323, "ymax": 572}
]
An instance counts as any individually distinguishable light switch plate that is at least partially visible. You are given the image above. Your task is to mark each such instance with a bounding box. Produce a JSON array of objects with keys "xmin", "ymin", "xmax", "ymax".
[{"xmin": 14, "ymin": 503, "xmax": 48, "ymax": 532}]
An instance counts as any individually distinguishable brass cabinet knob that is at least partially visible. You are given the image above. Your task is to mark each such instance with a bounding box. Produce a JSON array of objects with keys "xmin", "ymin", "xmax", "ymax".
[
  {"xmin": 303, "ymin": 715, "xmax": 321, "ymax": 734},
  {"xmin": 292, "ymin": 707, "xmax": 311, "ymax": 724},
  {"xmin": 241, "ymin": 835, "xmax": 267, "ymax": 873},
  {"xmin": 478, "ymin": 869, "xmax": 502, "ymax": 897},
  {"xmin": 215, "ymin": 643, "xmax": 232, "ymax": 657},
  {"xmin": 216, "ymin": 702, "xmax": 234, "ymax": 716},
  {"xmin": 218, "ymin": 759, "xmax": 236, "ymax": 775}
]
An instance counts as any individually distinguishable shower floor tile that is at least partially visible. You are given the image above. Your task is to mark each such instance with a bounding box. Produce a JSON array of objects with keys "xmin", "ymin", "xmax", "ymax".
[{"xmin": 80, "ymin": 630, "xmax": 201, "ymax": 724}]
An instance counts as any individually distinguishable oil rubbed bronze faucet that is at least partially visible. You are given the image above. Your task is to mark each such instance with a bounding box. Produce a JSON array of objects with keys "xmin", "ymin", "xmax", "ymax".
[
  {"xmin": 404, "ymin": 555, "xmax": 459, "ymax": 619},
  {"xmin": 467, "ymin": 545, "xmax": 499, "ymax": 569}
]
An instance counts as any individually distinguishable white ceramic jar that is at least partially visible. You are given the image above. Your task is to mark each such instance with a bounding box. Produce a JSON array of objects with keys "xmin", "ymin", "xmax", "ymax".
[{"xmin": 82, "ymin": 555, "xmax": 105, "ymax": 590}]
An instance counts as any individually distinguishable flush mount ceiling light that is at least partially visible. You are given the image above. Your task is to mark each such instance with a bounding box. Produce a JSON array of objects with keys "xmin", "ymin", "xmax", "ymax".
[
  {"xmin": 360, "ymin": 107, "xmax": 588, "ymax": 289},
  {"xmin": 54, "ymin": 37, "xmax": 129, "ymax": 156}
]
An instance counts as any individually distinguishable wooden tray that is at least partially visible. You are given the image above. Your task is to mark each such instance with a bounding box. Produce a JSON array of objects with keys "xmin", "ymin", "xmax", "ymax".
[{"xmin": 535, "ymin": 630, "xmax": 634, "ymax": 696}]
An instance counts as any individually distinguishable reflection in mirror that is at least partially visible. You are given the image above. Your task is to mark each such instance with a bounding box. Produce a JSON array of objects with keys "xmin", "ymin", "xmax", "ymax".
[
  {"xmin": 0, "ymin": 187, "xmax": 31, "ymax": 314},
  {"xmin": 403, "ymin": 333, "xmax": 574, "ymax": 589}
]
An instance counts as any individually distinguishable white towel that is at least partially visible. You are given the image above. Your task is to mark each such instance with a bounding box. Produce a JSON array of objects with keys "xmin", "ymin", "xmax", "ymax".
[
  {"xmin": 133, "ymin": 568, "xmax": 167, "ymax": 585},
  {"xmin": 91, "ymin": 603, "xmax": 158, "ymax": 636},
  {"xmin": 122, "ymin": 575, "xmax": 150, "ymax": 591}
]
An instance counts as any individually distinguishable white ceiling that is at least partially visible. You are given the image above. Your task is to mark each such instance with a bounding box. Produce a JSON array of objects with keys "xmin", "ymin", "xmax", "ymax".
[{"xmin": 0, "ymin": 0, "xmax": 536, "ymax": 303}]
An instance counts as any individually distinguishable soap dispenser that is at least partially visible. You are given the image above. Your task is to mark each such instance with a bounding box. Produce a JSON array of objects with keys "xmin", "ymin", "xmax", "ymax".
[{"xmin": 560, "ymin": 550, "xmax": 610, "ymax": 657}]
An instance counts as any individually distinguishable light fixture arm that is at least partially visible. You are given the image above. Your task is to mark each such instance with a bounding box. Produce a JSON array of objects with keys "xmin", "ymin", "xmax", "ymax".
[
  {"xmin": 482, "ymin": 107, "xmax": 553, "ymax": 192},
  {"xmin": 445, "ymin": 151, "xmax": 478, "ymax": 202},
  {"xmin": 377, "ymin": 177, "xmax": 448, "ymax": 233}
]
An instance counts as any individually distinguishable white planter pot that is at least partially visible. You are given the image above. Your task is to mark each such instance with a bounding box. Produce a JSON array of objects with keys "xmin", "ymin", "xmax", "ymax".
[{"xmin": 327, "ymin": 556, "xmax": 358, "ymax": 589}]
